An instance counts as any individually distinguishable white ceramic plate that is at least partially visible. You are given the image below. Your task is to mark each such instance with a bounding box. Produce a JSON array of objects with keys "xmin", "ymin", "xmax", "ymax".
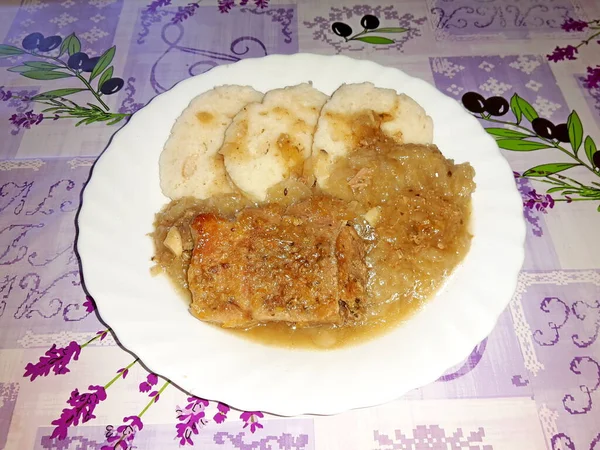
[{"xmin": 77, "ymin": 53, "xmax": 525, "ymax": 416}]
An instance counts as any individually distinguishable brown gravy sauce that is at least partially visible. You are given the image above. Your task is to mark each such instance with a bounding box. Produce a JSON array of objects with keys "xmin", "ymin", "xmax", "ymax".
[{"xmin": 152, "ymin": 117, "xmax": 475, "ymax": 350}]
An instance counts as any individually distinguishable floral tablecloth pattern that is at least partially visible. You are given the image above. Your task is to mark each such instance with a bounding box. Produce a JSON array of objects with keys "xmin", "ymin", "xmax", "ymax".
[{"xmin": 1, "ymin": 0, "xmax": 600, "ymax": 449}]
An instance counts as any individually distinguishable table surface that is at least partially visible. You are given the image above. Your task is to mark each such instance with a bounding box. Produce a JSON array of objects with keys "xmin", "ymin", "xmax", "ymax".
[{"xmin": 1, "ymin": 0, "xmax": 600, "ymax": 449}]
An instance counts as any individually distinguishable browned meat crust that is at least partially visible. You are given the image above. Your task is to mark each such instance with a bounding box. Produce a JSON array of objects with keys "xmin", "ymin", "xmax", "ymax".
[{"xmin": 187, "ymin": 198, "xmax": 368, "ymax": 328}]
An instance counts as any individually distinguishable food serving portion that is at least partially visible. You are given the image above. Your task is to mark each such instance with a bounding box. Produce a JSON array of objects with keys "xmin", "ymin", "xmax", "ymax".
[
  {"xmin": 77, "ymin": 53, "xmax": 525, "ymax": 415},
  {"xmin": 152, "ymin": 82, "xmax": 475, "ymax": 349},
  {"xmin": 159, "ymin": 85, "xmax": 263, "ymax": 200}
]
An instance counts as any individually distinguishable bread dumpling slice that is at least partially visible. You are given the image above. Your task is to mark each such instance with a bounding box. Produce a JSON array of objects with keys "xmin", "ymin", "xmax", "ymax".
[
  {"xmin": 220, "ymin": 83, "xmax": 328, "ymax": 202},
  {"xmin": 159, "ymin": 85, "xmax": 263, "ymax": 200},
  {"xmin": 312, "ymin": 82, "xmax": 433, "ymax": 188}
]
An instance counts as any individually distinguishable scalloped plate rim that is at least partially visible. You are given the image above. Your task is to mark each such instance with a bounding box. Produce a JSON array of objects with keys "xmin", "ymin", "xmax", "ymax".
[{"xmin": 77, "ymin": 53, "xmax": 526, "ymax": 416}]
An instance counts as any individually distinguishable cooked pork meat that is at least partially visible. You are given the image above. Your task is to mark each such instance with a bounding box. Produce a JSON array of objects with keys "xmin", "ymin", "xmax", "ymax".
[{"xmin": 187, "ymin": 198, "xmax": 368, "ymax": 328}]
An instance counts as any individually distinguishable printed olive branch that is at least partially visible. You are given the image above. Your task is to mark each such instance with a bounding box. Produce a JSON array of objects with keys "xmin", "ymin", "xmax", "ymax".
[
  {"xmin": 462, "ymin": 91, "xmax": 600, "ymax": 209},
  {"xmin": 0, "ymin": 32, "xmax": 126, "ymax": 127},
  {"xmin": 39, "ymin": 97, "xmax": 129, "ymax": 126},
  {"xmin": 332, "ymin": 14, "xmax": 409, "ymax": 45},
  {"xmin": 535, "ymin": 175, "xmax": 600, "ymax": 203},
  {"xmin": 344, "ymin": 26, "xmax": 409, "ymax": 44},
  {"xmin": 479, "ymin": 113, "xmax": 598, "ymax": 176},
  {"xmin": 8, "ymin": 93, "xmax": 129, "ymax": 126},
  {"xmin": 13, "ymin": 46, "xmax": 111, "ymax": 111}
]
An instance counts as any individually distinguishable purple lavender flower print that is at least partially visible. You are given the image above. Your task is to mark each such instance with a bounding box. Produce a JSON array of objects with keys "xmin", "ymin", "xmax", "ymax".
[
  {"xmin": 561, "ymin": 18, "xmax": 589, "ymax": 32},
  {"xmin": 9, "ymin": 110, "xmax": 43, "ymax": 132},
  {"xmin": 176, "ymin": 397, "xmax": 209, "ymax": 445},
  {"xmin": 547, "ymin": 45, "xmax": 579, "ymax": 62},
  {"xmin": 145, "ymin": 0, "xmax": 172, "ymax": 13},
  {"xmin": 524, "ymin": 189, "xmax": 555, "ymax": 212},
  {"xmin": 83, "ymin": 296, "xmax": 95, "ymax": 313},
  {"xmin": 149, "ymin": 390, "xmax": 161, "ymax": 402},
  {"xmin": 584, "ymin": 66, "xmax": 600, "ymax": 89},
  {"xmin": 218, "ymin": 0, "xmax": 269, "ymax": 12},
  {"xmin": 548, "ymin": 17, "xmax": 600, "ymax": 70},
  {"xmin": 51, "ymin": 385, "xmax": 107, "ymax": 440},
  {"xmin": 0, "ymin": 86, "xmax": 12, "ymax": 102},
  {"xmin": 213, "ymin": 402, "xmax": 230, "ymax": 424},
  {"xmin": 513, "ymin": 172, "xmax": 555, "ymax": 237},
  {"xmin": 116, "ymin": 367, "xmax": 129, "ymax": 379},
  {"xmin": 147, "ymin": 373, "xmax": 158, "ymax": 384},
  {"xmin": 6, "ymin": 89, "xmax": 35, "ymax": 112},
  {"xmin": 23, "ymin": 341, "xmax": 81, "ymax": 381},
  {"xmin": 102, "ymin": 416, "xmax": 143, "ymax": 450},
  {"xmin": 240, "ymin": 411, "xmax": 264, "ymax": 433},
  {"xmin": 172, "ymin": 2, "xmax": 200, "ymax": 23},
  {"xmin": 97, "ymin": 329, "xmax": 109, "ymax": 341},
  {"xmin": 138, "ymin": 373, "xmax": 158, "ymax": 393},
  {"xmin": 218, "ymin": 0, "xmax": 235, "ymax": 13}
]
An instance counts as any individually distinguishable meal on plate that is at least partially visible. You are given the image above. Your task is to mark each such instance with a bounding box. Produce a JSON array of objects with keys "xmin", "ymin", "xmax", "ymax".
[{"xmin": 151, "ymin": 82, "xmax": 475, "ymax": 349}]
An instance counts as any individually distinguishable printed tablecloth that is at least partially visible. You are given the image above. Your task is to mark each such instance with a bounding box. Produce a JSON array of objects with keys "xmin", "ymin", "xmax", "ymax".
[{"xmin": 1, "ymin": 0, "xmax": 600, "ymax": 449}]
